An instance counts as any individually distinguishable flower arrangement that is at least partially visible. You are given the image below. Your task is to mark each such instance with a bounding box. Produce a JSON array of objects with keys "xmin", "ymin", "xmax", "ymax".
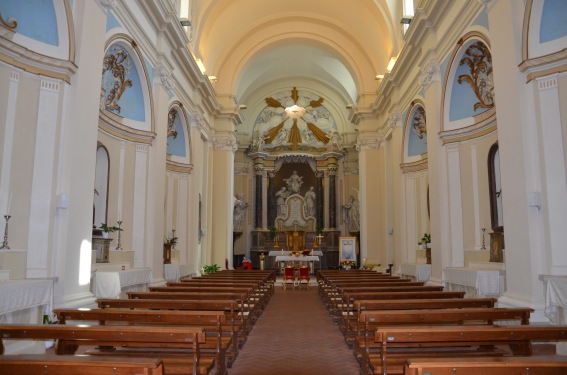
[
  {"xmin": 99, "ymin": 223, "xmax": 122, "ymax": 233},
  {"xmin": 164, "ymin": 236, "xmax": 178, "ymax": 246},
  {"xmin": 418, "ymin": 233, "xmax": 431, "ymax": 246},
  {"xmin": 201, "ymin": 264, "xmax": 220, "ymax": 274},
  {"xmin": 340, "ymin": 259, "xmax": 357, "ymax": 269}
]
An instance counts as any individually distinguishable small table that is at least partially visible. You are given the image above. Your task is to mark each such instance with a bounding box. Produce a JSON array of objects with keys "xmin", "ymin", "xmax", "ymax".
[
  {"xmin": 93, "ymin": 268, "xmax": 152, "ymax": 298},
  {"xmin": 400, "ymin": 263, "xmax": 431, "ymax": 282},
  {"xmin": 443, "ymin": 267, "xmax": 505, "ymax": 298}
]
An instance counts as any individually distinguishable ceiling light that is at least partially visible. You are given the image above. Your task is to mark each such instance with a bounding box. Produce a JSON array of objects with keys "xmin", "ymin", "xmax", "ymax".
[
  {"xmin": 346, "ymin": 104, "xmax": 353, "ymax": 109},
  {"xmin": 180, "ymin": 18, "xmax": 191, "ymax": 27},
  {"xmin": 387, "ymin": 57, "xmax": 397, "ymax": 73},
  {"xmin": 208, "ymin": 76, "xmax": 217, "ymax": 83},
  {"xmin": 239, "ymin": 104, "xmax": 247, "ymax": 109},
  {"xmin": 375, "ymin": 74, "xmax": 384, "ymax": 80},
  {"xmin": 400, "ymin": 17, "xmax": 412, "ymax": 25}
]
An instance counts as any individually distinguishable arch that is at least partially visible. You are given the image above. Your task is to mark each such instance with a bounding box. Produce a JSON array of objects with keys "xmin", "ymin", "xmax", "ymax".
[
  {"xmin": 441, "ymin": 31, "xmax": 494, "ymax": 135},
  {"xmin": 99, "ymin": 34, "xmax": 155, "ymax": 144}
]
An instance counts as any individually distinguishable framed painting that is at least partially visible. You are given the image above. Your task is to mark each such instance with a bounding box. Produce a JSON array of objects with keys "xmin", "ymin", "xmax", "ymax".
[{"xmin": 339, "ymin": 236, "xmax": 357, "ymax": 263}]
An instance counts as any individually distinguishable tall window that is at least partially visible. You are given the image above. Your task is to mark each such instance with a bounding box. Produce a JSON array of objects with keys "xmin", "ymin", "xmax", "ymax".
[
  {"xmin": 488, "ymin": 143, "xmax": 503, "ymax": 229},
  {"xmin": 94, "ymin": 143, "xmax": 110, "ymax": 228},
  {"xmin": 402, "ymin": 0, "xmax": 415, "ymax": 34}
]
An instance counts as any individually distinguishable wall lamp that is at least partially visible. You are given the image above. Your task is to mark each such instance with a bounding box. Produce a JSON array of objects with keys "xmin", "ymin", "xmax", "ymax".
[
  {"xmin": 180, "ymin": 18, "xmax": 191, "ymax": 27},
  {"xmin": 401, "ymin": 16, "xmax": 412, "ymax": 25}
]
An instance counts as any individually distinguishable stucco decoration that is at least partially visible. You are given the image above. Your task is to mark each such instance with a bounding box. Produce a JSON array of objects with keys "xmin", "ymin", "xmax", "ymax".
[
  {"xmin": 457, "ymin": 41, "xmax": 495, "ymax": 111},
  {"xmin": 252, "ymin": 87, "xmax": 338, "ymax": 152},
  {"xmin": 101, "ymin": 45, "xmax": 133, "ymax": 115}
]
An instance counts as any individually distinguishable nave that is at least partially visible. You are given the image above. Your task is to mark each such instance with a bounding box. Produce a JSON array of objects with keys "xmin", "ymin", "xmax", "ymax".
[{"xmin": 229, "ymin": 285, "xmax": 359, "ymax": 375}]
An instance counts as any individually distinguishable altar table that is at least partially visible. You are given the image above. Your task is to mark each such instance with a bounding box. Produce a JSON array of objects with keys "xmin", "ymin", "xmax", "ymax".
[
  {"xmin": 443, "ymin": 267, "xmax": 505, "ymax": 298},
  {"xmin": 93, "ymin": 268, "xmax": 152, "ymax": 298},
  {"xmin": 400, "ymin": 263, "xmax": 431, "ymax": 282}
]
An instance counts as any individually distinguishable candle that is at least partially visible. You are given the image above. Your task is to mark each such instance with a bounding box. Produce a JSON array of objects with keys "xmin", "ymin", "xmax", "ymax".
[
  {"xmin": 6, "ymin": 193, "xmax": 12, "ymax": 215},
  {"xmin": 482, "ymin": 220, "xmax": 485, "ymax": 229}
]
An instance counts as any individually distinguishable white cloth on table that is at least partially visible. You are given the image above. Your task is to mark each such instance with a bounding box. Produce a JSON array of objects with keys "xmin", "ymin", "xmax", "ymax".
[
  {"xmin": 0, "ymin": 279, "xmax": 53, "ymax": 315},
  {"xmin": 443, "ymin": 267, "xmax": 502, "ymax": 297},
  {"xmin": 94, "ymin": 268, "xmax": 152, "ymax": 298},
  {"xmin": 269, "ymin": 250, "xmax": 322, "ymax": 256},
  {"xmin": 275, "ymin": 255, "xmax": 319, "ymax": 262},
  {"xmin": 542, "ymin": 276, "xmax": 567, "ymax": 324},
  {"xmin": 164, "ymin": 264, "xmax": 193, "ymax": 282},
  {"xmin": 400, "ymin": 263, "xmax": 431, "ymax": 282}
]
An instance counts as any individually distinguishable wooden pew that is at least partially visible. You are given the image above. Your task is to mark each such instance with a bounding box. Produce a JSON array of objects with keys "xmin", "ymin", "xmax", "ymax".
[
  {"xmin": 96, "ymin": 298, "xmax": 246, "ymax": 354},
  {"xmin": 0, "ymin": 354, "xmax": 164, "ymax": 374},
  {"xmin": 356, "ymin": 307, "xmax": 533, "ymax": 370},
  {"xmin": 341, "ymin": 298, "xmax": 497, "ymax": 344},
  {"xmin": 54, "ymin": 308, "xmax": 232, "ymax": 375},
  {"xmin": 127, "ymin": 292, "xmax": 255, "ymax": 336},
  {"xmin": 403, "ymin": 356, "xmax": 567, "ymax": 375},
  {"xmin": 367, "ymin": 325, "xmax": 567, "ymax": 375},
  {"xmin": 0, "ymin": 324, "xmax": 212, "ymax": 375}
]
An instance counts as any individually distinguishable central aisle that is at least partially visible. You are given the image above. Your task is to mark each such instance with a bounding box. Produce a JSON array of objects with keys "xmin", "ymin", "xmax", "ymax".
[{"xmin": 229, "ymin": 286, "xmax": 360, "ymax": 375}]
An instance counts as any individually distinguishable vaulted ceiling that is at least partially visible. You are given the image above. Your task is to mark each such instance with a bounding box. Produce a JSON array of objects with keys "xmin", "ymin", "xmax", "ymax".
[{"xmin": 190, "ymin": 0, "xmax": 402, "ymax": 142}]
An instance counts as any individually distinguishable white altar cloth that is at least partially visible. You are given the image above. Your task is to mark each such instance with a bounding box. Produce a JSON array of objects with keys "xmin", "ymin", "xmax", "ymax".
[
  {"xmin": 269, "ymin": 250, "xmax": 322, "ymax": 256},
  {"xmin": 275, "ymin": 255, "xmax": 320, "ymax": 262},
  {"xmin": 164, "ymin": 264, "xmax": 193, "ymax": 282},
  {"xmin": 540, "ymin": 275, "xmax": 567, "ymax": 324},
  {"xmin": 93, "ymin": 268, "xmax": 151, "ymax": 298},
  {"xmin": 443, "ymin": 267, "xmax": 504, "ymax": 298},
  {"xmin": 0, "ymin": 279, "xmax": 53, "ymax": 315},
  {"xmin": 400, "ymin": 263, "xmax": 431, "ymax": 282}
]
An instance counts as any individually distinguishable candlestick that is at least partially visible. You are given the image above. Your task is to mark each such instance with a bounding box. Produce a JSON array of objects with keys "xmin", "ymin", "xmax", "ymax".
[
  {"xmin": 481, "ymin": 227, "xmax": 486, "ymax": 250},
  {"xmin": 6, "ymin": 193, "xmax": 12, "ymax": 215},
  {"xmin": 0, "ymin": 215, "xmax": 11, "ymax": 250},
  {"xmin": 172, "ymin": 229, "xmax": 176, "ymax": 250},
  {"xmin": 115, "ymin": 220, "xmax": 123, "ymax": 251}
]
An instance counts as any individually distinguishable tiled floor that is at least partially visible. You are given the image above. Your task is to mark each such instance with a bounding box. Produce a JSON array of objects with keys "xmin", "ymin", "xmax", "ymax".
[{"xmin": 229, "ymin": 286, "xmax": 360, "ymax": 375}]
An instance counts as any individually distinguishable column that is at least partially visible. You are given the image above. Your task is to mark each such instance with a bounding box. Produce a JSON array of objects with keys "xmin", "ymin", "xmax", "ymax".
[
  {"xmin": 328, "ymin": 165, "xmax": 337, "ymax": 228},
  {"xmin": 254, "ymin": 162, "xmax": 263, "ymax": 229},
  {"xmin": 470, "ymin": 142, "xmax": 482, "ymax": 249},
  {"xmin": 267, "ymin": 171, "xmax": 276, "ymax": 228},
  {"xmin": 404, "ymin": 173, "xmax": 417, "ymax": 264},
  {"xmin": 446, "ymin": 143, "xmax": 464, "ymax": 266},
  {"xmin": 0, "ymin": 71, "xmax": 18, "ymax": 212},
  {"xmin": 316, "ymin": 170, "xmax": 324, "ymax": 228},
  {"xmin": 26, "ymin": 79, "xmax": 61, "ymax": 277},
  {"xmin": 132, "ymin": 144, "xmax": 149, "ymax": 268}
]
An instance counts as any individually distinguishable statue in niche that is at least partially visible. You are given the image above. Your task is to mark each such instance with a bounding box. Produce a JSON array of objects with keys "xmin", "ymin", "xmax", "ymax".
[
  {"xmin": 412, "ymin": 107, "xmax": 427, "ymax": 139},
  {"xmin": 342, "ymin": 195, "xmax": 361, "ymax": 232},
  {"xmin": 284, "ymin": 170, "xmax": 303, "ymax": 195},
  {"xmin": 328, "ymin": 130, "xmax": 343, "ymax": 150},
  {"xmin": 233, "ymin": 193, "xmax": 248, "ymax": 232},
  {"xmin": 253, "ymin": 131, "xmax": 268, "ymax": 151},
  {"xmin": 304, "ymin": 186, "xmax": 316, "ymax": 217},
  {"xmin": 276, "ymin": 187, "xmax": 289, "ymax": 217}
]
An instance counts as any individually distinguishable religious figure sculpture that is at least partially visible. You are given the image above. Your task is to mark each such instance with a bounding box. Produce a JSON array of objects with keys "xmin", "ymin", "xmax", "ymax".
[
  {"xmin": 342, "ymin": 195, "xmax": 360, "ymax": 232},
  {"xmin": 233, "ymin": 193, "xmax": 248, "ymax": 232},
  {"xmin": 304, "ymin": 186, "xmax": 316, "ymax": 217},
  {"xmin": 285, "ymin": 171, "xmax": 303, "ymax": 195},
  {"xmin": 328, "ymin": 130, "xmax": 343, "ymax": 150},
  {"xmin": 276, "ymin": 187, "xmax": 289, "ymax": 217}
]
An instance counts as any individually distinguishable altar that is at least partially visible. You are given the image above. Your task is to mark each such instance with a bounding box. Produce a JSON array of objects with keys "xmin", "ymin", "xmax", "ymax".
[
  {"xmin": 92, "ymin": 268, "xmax": 152, "ymax": 298},
  {"xmin": 443, "ymin": 267, "xmax": 505, "ymax": 298},
  {"xmin": 400, "ymin": 263, "xmax": 431, "ymax": 282}
]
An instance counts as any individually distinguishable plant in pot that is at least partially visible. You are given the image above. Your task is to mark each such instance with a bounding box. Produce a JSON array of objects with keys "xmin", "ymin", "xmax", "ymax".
[
  {"xmin": 163, "ymin": 235, "xmax": 178, "ymax": 264},
  {"xmin": 201, "ymin": 264, "xmax": 220, "ymax": 274},
  {"xmin": 270, "ymin": 226, "xmax": 279, "ymax": 248},
  {"xmin": 418, "ymin": 233, "xmax": 431, "ymax": 249},
  {"xmin": 99, "ymin": 223, "xmax": 122, "ymax": 238}
]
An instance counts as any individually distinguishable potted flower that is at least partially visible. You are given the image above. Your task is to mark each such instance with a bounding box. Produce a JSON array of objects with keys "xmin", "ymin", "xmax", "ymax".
[
  {"xmin": 163, "ymin": 235, "xmax": 178, "ymax": 264},
  {"xmin": 340, "ymin": 259, "xmax": 357, "ymax": 270},
  {"xmin": 99, "ymin": 223, "xmax": 122, "ymax": 239},
  {"xmin": 201, "ymin": 264, "xmax": 220, "ymax": 274},
  {"xmin": 418, "ymin": 233, "xmax": 431, "ymax": 249}
]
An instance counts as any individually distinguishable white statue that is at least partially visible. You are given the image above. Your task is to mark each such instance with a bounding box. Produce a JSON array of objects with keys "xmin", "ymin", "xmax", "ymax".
[
  {"xmin": 275, "ymin": 187, "xmax": 288, "ymax": 217},
  {"xmin": 304, "ymin": 186, "xmax": 316, "ymax": 217},
  {"xmin": 342, "ymin": 195, "xmax": 360, "ymax": 232},
  {"xmin": 233, "ymin": 193, "xmax": 248, "ymax": 231},
  {"xmin": 284, "ymin": 170, "xmax": 303, "ymax": 194},
  {"xmin": 328, "ymin": 130, "xmax": 343, "ymax": 150},
  {"xmin": 273, "ymin": 126, "xmax": 289, "ymax": 145}
]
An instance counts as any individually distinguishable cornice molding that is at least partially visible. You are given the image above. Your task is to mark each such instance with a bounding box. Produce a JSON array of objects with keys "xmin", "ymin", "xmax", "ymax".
[
  {"xmin": 213, "ymin": 136, "xmax": 238, "ymax": 152},
  {"xmin": 355, "ymin": 132, "xmax": 382, "ymax": 151},
  {"xmin": 98, "ymin": 109, "xmax": 156, "ymax": 145},
  {"xmin": 97, "ymin": 0, "xmax": 118, "ymax": 11}
]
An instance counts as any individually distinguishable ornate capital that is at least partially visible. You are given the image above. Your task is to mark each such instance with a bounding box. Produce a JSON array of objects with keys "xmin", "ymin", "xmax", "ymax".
[
  {"xmin": 191, "ymin": 113, "xmax": 203, "ymax": 130},
  {"xmin": 213, "ymin": 136, "xmax": 238, "ymax": 152},
  {"xmin": 327, "ymin": 165, "xmax": 338, "ymax": 176},
  {"xmin": 254, "ymin": 165, "xmax": 264, "ymax": 175},
  {"xmin": 156, "ymin": 66, "xmax": 175, "ymax": 95},
  {"xmin": 268, "ymin": 171, "xmax": 276, "ymax": 179},
  {"xmin": 418, "ymin": 61, "xmax": 440, "ymax": 89},
  {"xmin": 235, "ymin": 167, "xmax": 249, "ymax": 176},
  {"xmin": 136, "ymin": 144, "xmax": 149, "ymax": 153},
  {"xmin": 386, "ymin": 112, "xmax": 402, "ymax": 129},
  {"xmin": 355, "ymin": 134, "xmax": 381, "ymax": 151},
  {"xmin": 98, "ymin": 0, "xmax": 118, "ymax": 11},
  {"xmin": 316, "ymin": 170, "xmax": 325, "ymax": 178}
]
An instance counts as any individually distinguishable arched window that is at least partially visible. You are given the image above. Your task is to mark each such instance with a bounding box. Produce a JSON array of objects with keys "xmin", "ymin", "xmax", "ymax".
[
  {"xmin": 94, "ymin": 143, "xmax": 110, "ymax": 228},
  {"xmin": 488, "ymin": 142, "xmax": 503, "ymax": 229}
]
